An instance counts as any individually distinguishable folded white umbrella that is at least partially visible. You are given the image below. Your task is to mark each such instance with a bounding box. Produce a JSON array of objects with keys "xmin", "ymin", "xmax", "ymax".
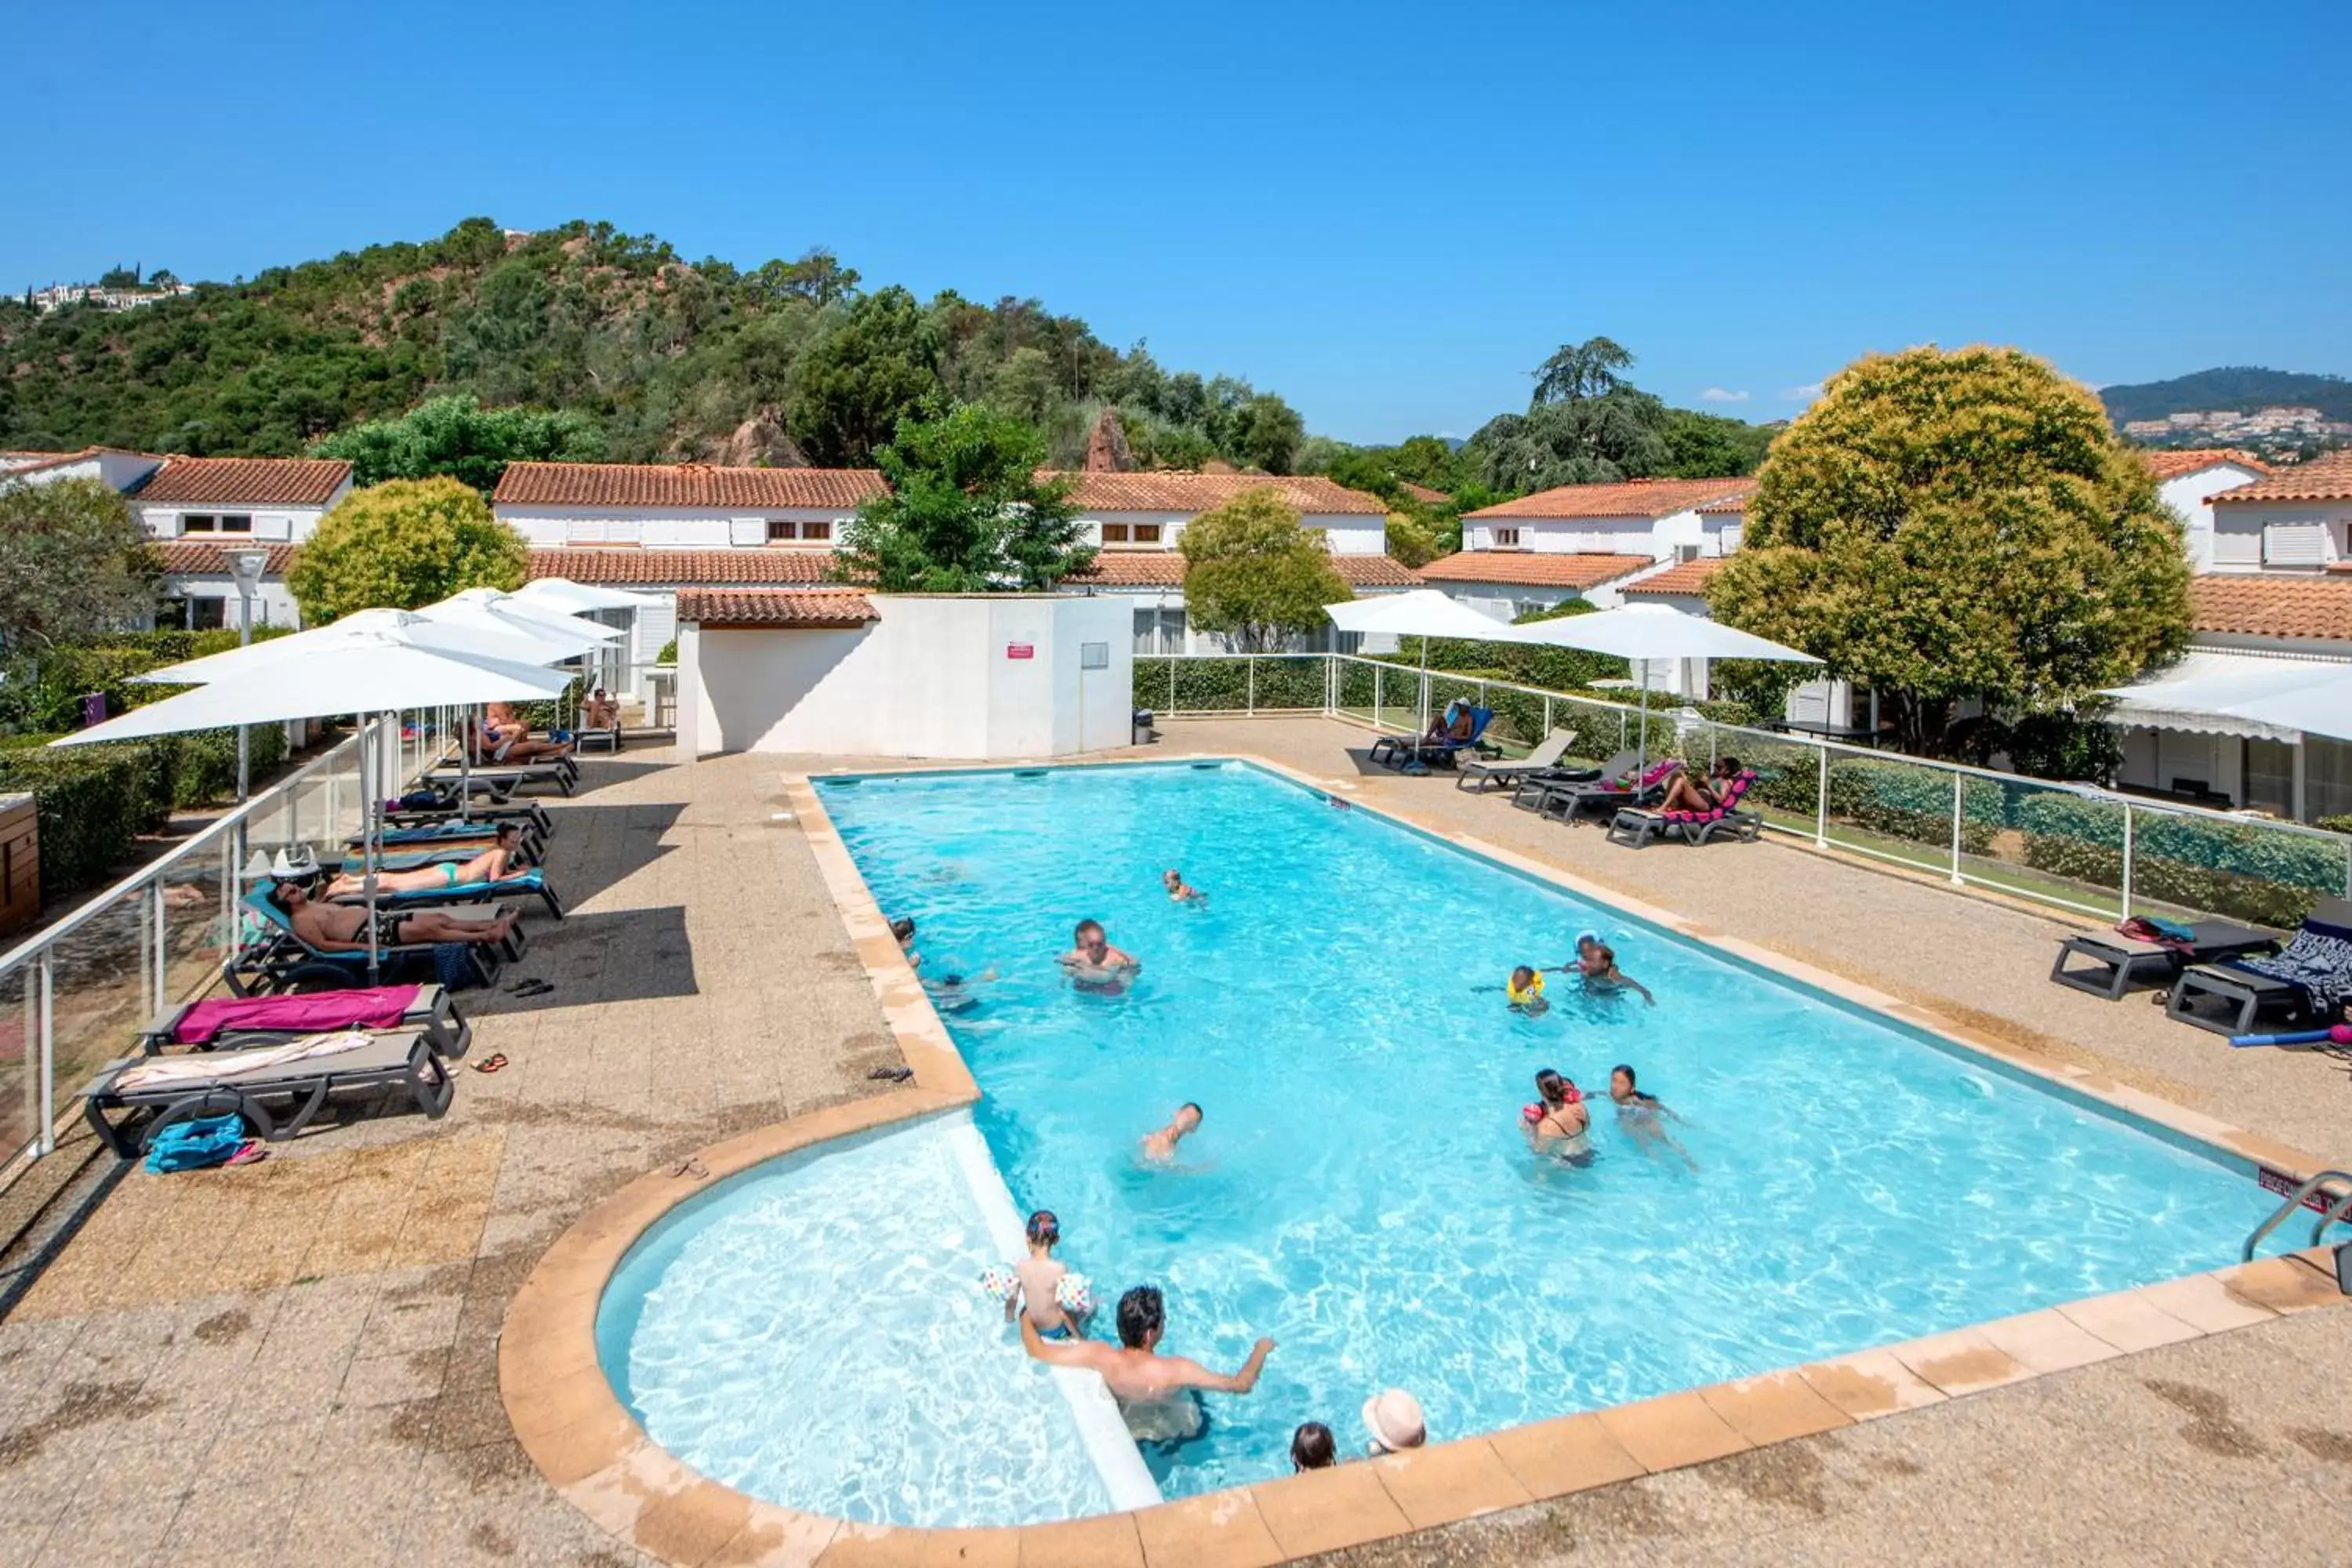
[
  {"xmin": 512, "ymin": 577, "xmax": 662, "ymax": 614},
  {"xmin": 1324, "ymin": 590, "xmax": 1541, "ymax": 732},
  {"xmin": 1500, "ymin": 604, "xmax": 1820, "ymax": 775}
]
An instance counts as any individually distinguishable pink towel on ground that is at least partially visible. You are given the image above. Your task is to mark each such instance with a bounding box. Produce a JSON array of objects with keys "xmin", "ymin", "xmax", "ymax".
[{"xmin": 172, "ymin": 985, "xmax": 421, "ymax": 1046}]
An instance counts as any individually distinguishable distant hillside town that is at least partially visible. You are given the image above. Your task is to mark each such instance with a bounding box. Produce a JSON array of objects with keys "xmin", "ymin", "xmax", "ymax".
[
  {"xmin": 2122, "ymin": 405, "xmax": 2352, "ymax": 463},
  {"xmin": 24, "ymin": 265, "xmax": 191, "ymax": 314}
]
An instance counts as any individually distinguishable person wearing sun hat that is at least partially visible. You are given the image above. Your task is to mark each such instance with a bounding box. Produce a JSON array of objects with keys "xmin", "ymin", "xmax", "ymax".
[{"xmin": 1363, "ymin": 1388, "xmax": 1427, "ymax": 1457}]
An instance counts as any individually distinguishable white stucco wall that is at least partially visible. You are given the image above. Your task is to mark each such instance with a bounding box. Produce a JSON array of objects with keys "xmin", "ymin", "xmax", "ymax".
[
  {"xmin": 1078, "ymin": 508, "xmax": 1385, "ymax": 556},
  {"xmin": 2159, "ymin": 463, "xmax": 2267, "ymax": 571},
  {"xmin": 2209, "ymin": 497, "xmax": 2352, "ymax": 573},
  {"xmin": 140, "ymin": 499, "xmax": 339, "ymax": 543},
  {"xmin": 158, "ymin": 574, "xmax": 303, "ymax": 629},
  {"xmin": 4, "ymin": 452, "xmax": 165, "ymax": 493},
  {"xmin": 492, "ymin": 503, "xmax": 855, "ymax": 547},
  {"xmin": 681, "ymin": 594, "xmax": 1132, "ymax": 759}
]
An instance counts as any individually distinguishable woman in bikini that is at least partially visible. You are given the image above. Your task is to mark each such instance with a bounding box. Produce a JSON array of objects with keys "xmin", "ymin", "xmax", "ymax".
[
  {"xmin": 1523, "ymin": 1068, "xmax": 1593, "ymax": 1166},
  {"xmin": 320, "ymin": 824, "xmax": 533, "ymax": 898}
]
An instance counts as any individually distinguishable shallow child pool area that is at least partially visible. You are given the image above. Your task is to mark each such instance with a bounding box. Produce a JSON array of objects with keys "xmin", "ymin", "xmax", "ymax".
[{"xmin": 597, "ymin": 758, "xmax": 2295, "ymax": 1525}]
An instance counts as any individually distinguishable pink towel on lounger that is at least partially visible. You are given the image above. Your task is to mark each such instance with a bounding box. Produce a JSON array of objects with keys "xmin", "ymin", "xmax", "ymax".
[{"xmin": 172, "ymin": 985, "xmax": 421, "ymax": 1046}]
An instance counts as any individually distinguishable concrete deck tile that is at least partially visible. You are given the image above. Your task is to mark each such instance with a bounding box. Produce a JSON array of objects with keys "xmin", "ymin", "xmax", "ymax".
[
  {"xmin": 2220, "ymin": 1254, "xmax": 2346, "ymax": 1316},
  {"xmin": 634, "ymin": 1477, "xmax": 760, "ymax": 1568},
  {"xmin": 1595, "ymin": 1390, "xmax": 1751, "ymax": 1472},
  {"xmin": 817, "ymin": 1522, "xmax": 934, "ymax": 1566},
  {"xmin": 1888, "ymin": 1327, "xmax": 2034, "ymax": 1396},
  {"xmin": 1975, "ymin": 1308, "xmax": 2126, "ymax": 1374},
  {"xmin": 1246, "ymin": 1465, "xmax": 1413, "ymax": 1559},
  {"xmin": 1486, "ymin": 1410, "xmax": 1646, "ymax": 1497},
  {"xmin": 916, "ymin": 1528, "xmax": 1023, "ymax": 1568},
  {"xmin": 2054, "ymin": 1290, "xmax": 2206, "ymax": 1353},
  {"xmin": 1131, "ymin": 1488, "xmax": 1285, "ymax": 1568},
  {"xmin": 1366, "ymin": 1438, "xmax": 1535, "ymax": 1528},
  {"xmin": 2137, "ymin": 1272, "xmax": 2281, "ymax": 1333},
  {"xmin": 1697, "ymin": 1371, "xmax": 1856, "ymax": 1445},
  {"xmin": 1014, "ymin": 1510, "xmax": 1144, "ymax": 1567},
  {"xmin": 1797, "ymin": 1348, "xmax": 1951, "ymax": 1420},
  {"xmin": 705, "ymin": 1502, "xmax": 843, "ymax": 1567}
]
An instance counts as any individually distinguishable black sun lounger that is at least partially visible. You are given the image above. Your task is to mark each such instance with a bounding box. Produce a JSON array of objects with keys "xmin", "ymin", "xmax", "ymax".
[
  {"xmin": 383, "ymin": 796, "xmax": 554, "ymax": 839},
  {"xmin": 81, "ymin": 1029, "xmax": 452, "ymax": 1157},
  {"xmin": 2050, "ymin": 923, "xmax": 2279, "ymax": 1001},
  {"xmin": 2166, "ymin": 898, "xmax": 2352, "ymax": 1036},
  {"xmin": 1510, "ymin": 748, "xmax": 1639, "ymax": 813},
  {"xmin": 138, "ymin": 983, "xmax": 471, "ymax": 1060},
  {"xmin": 223, "ymin": 893, "xmax": 510, "ymax": 996},
  {"xmin": 424, "ymin": 761, "xmax": 575, "ymax": 797}
]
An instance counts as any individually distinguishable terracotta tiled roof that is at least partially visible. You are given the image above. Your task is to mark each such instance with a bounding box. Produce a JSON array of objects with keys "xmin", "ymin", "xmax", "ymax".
[
  {"xmin": 138, "ymin": 456, "xmax": 350, "ymax": 506},
  {"xmin": 1066, "ymin": 553, "xmax": 1421, "ymax": 589},
  {"xmin": 492, "ymin": 462, "xmax": 886, "ymax": 510},
  {"xmin": 0, "ymin": 445, "xmax": 164, "ymax": 480},
  {"xmin": 1400, "ymin": 482, "xmax": 1450, "ymax": 505},
  {"xmin": 1050, "ymin": 472, "xmax": 1388, "ymax": 515},
  {"xmin": 676, "ymin": 589, "xmax": 876, "ymax": 627},
  {"xmin": 1465, "ymin": 477, "xmax": 1755, "ymax": 521},
  {"xmin": 525, "ymin": 547, "xmax": 838, "ymax": 585},
  {"xmin": 1621, "ymin": 557, "xmax": 1732, "ymax": 597},
  {"xmin": 151, "ymin": 542, "xmax": 300, "ymax": 575},
  {"xmin": 2142, "ymin": 448, "xmax": 2268, "ymax": 481},
  {"xmin": 2190, "ymin": 575, "xmax": 2352, "ymax": 641},
  {"xmin": 1695, "ymin": 492, "xmax": 1748, "ymax": 515},
  {"xmin": 1414, "ymin": 551, "xmax": 1654, "ymax": 589},
  {"xmin": 2206, "ymin": 450, "xmax": 2352, "ymax": 506}
]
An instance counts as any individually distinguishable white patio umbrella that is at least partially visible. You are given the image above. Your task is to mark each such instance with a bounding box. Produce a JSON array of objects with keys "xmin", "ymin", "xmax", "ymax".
[
  {"xmin": 135, "ymin": 608, "xmax": 593, "ymax": 684},
  {"xmin": 420, "ymin": 587, "xmax": 626, "ymax": 652},
  {"xmin": 58, "ymin": 635, "xmax": 572, "ymax": 977},
  {"xmin": 1324, "ymin": 590, "xmax": 1548, "ymax": 732},
  {"xmin": 511, "ymin": 577, "xmax": 663, "ymax": 614},
  {"xmin": 1504, "ymin": 604, "xmax": 1821, "ymax": 776}
]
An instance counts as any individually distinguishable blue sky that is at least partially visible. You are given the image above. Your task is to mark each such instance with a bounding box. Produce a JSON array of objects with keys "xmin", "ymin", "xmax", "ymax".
[{"xmin": 9, "ymin": 0, "xmax": 2347, "ymax": 445}]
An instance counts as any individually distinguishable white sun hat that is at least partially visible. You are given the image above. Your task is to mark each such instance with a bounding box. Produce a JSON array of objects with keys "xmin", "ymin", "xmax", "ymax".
[{"xmin": 1363, "ymin": 1388, "xmax": 1427, "ymax": 1453}]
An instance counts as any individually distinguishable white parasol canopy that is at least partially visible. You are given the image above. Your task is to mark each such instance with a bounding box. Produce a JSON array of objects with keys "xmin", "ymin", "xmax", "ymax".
[
  {"xmin": 1324, "ymin": 590, "xmax": 1546, "ymax": 732},
  {"xmin": 511, "ymin": 577, "xmax": 663, "ymax": 614},
  {"xmin": 136, "ymin": 608, "xmax": 592, "ymax": 684},
  {"xmin": 1502, "ymin": 604, "xmax": 1820, "ymax": 775},
  {"xmin": 419, "ymin": 588, "xmax": 626, "ymax": 655}
]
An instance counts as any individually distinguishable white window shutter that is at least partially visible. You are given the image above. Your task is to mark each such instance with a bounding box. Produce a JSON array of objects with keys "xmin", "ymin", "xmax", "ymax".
[
  {"xmin": 730, "ymin": 517, "xmax": 766, "ymax": 546},
  {"xmin": 569, "ymin": 519, "xmax": 607, "ymax": 544},
  {"xmin": 254, "ymin": 513, "xmax": 292, "ymax": 540},
  {"xmin": 2264, "ymin": 521, "xmax": 2325, "ymax": 566},
  {"xmin": 635, "ymin": 600, "xmax": 677, "ymax": 663}
]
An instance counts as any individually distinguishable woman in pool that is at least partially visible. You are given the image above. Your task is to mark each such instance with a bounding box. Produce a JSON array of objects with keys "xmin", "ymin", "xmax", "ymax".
[
  {"xmin": 1523, "ymin": 1068, "xmax": 1592, "ymax": 1165},
  {"xmin": 1610, "ymin": 1064, "xmax": 1696, "ymax": 1169}
]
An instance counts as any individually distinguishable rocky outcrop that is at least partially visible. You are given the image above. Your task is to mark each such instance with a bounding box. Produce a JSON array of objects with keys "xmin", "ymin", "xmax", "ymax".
[
  {"xmin": 1083, "ymin": 408, "xmax": 1134, "ymax": 472},
  {"xmin": 713, "ymin": 408, "xmax": 811, "ymax": 469}
]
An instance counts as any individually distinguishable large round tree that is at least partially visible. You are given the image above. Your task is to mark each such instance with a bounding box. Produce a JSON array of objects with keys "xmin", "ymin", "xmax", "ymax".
[
  {"xmin": 287, "ymin": 477, "xmax": 529, "ymax": 625},
  {"xmin": 1708, "ymin": 346, "xmax": 2190, "ymax": 753}
]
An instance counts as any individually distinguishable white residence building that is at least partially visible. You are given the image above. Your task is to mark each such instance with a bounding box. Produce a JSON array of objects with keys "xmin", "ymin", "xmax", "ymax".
[{"xmin": 1421, "ymin": 477, "xmax": 1755, "ymax": 622}]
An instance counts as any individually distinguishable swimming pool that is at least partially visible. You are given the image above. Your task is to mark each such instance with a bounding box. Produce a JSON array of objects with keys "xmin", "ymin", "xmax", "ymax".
[{"xmin": 614, "ymin": 759, "xmax": 2293, "ymax": 1519}]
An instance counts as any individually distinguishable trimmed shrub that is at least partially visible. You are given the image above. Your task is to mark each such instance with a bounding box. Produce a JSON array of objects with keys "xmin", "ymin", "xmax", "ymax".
[
  {"xmin": 2014, "ymin": 793, "xmax": 2350, "ymax": 926},
  {"xmin": 0, "ymin": 746, "xmax": 150, "ymax": 896},
  {"xmin": 170, "ymin": 725, "xmax": 289, "ymax": 808},
  {"xmin": 1826, "ymin": 759, "xmax": 2004, "ymax": 854}
]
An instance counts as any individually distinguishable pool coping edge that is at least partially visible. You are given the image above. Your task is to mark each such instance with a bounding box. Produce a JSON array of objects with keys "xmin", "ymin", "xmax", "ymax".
[{"xmin": 498, "ymin": 752, "xmax": 2350, "ymax": 1568}]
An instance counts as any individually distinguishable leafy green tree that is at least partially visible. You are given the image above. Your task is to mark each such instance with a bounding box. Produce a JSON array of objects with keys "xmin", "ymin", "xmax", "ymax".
[
  {"xmin": 0, "ymin": 478, "xmax": 162, "ymax": 653},
  {"xmin": 313, "ymin": 394, "xmax": 605, "ymax": 492},
  {"xmin": 1383, "ymin": 510, "xmax": 1445, "ymax": 568},
  {"xmin": 1178, "ymin": 488, "xmax": 1350, "ymax": 651},
  {"xmin": 1708, "ymin": 346, "xmax": 2192, "ymax": 754},
  {"xmin": 839, "ymin": 401, "xmax": 1093, "ymax": 591},
  {"xmin": 1467, "ymin": 391, "xmax": 1671, "ymax": 492},
  {"xmin": 787, "ymin": 287, "xmax": 942, "ymax": 465},
  {"xmin": 1661, "ymin": 408, "xmax": 1775, "ymax": 477},
  {"xmin": 1227, "ymin": 394, "xmax": 1306, "ymax": 474},
  {"xmin": 1532, "ymin": 336, "xmax": 1635, "ymax": 404},
  {"xmin": 286, "ymin": 477, "xmax": 529, "ymax": 625}
]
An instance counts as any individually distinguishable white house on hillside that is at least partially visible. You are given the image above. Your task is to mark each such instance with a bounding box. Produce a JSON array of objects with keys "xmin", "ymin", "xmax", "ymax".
[
  {"xmin": 136, "ymin": 456, "xmax": 354, "ymax": 628},
  {"xmin": 1421, "ymin": 477, "xmax": 1755, "ymax": 622},
  {"xmin": 1046, "ymin": 471, "xmax": 1417, "ymax": 651},
  {"xmin": 2143, "ymin": 448, "xmax": 2270, "ymax": 571}
]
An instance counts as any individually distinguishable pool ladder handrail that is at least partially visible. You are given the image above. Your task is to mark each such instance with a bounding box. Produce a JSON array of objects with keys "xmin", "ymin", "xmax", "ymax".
[{"xmin": 2241, "ymin": 1169, "xmax": 2352, "ymax": 1262}]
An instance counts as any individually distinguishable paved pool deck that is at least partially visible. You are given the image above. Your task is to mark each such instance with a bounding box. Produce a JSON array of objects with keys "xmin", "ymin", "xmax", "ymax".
[{"xmin": 0, "ymin": 723, "xmax": 2344, "ymax": 1568}]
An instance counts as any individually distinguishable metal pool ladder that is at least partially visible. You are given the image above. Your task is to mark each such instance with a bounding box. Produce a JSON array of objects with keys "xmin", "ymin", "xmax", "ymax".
[{"xmin": 2242, "ymin": 1170, "xmax": 2352, "ymax": 1261}]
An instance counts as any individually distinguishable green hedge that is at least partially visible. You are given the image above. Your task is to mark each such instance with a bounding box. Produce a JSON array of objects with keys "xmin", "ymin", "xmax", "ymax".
[
  {"xmin": 1134, "ymin": 658, "xmax": 1326, "ymax": 714},
  {"xmin": 0, "ymin": 746, "xmax": 152, "ymax": 896},
  {"xmin": 2013, "ymin": 793, "xmax": 2349, "ymax": 926},
  {"xmin": 0, "ymin": 627, "xmax": 295, "ymax": 736},
  {"xmin": 1824, "ymin": 759, "xmax": 2005, "ymax": 854}
]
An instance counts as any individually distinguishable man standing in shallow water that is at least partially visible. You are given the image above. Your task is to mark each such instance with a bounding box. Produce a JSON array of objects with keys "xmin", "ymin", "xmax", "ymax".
[
  {"xmin": 1020, "ymin": 1285, "xmax": 1273, "ymax": 1443},
  {"xmin": 1141, "ymin": 1102, "xmax": 1203, "ymax": 1165}
]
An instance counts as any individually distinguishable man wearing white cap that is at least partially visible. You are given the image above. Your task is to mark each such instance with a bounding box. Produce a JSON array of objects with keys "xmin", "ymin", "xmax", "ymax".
[{"xmin": 1364, "ymin": 1388, "xmax": 1427, "ymax": 1457}]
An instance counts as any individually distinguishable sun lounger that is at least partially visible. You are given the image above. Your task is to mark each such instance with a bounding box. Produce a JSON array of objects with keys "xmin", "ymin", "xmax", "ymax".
[
  {"xmin": 1508, "ymin": 748, "xmax": 1639, "ymax": 812},
  {"xmin": 1523, "ymin": 756, "xmax": 1679, "ymax": 823},
  {"xmin": 1607, "ymin": 771, "xmax": 1762, "ymax": 848},
  {"xmin": 328, "ymin": 866, "xmax": 563, "ymax": 921},
  {"xmin": 2167, "ymin": 898, "xmax": 2352, "ymax": 1035},
  {"xmin": 382, "ymin": 796, "xmax": 553, "ymax": 838},
  {"xmin": 1454, "ymin": 729, "xmax": 1579, "ymax": 793},
  {"xmin": 338, "ymin": 837, "xmax": 541, "ymax": 874},
  {"xmin": 223, "ymin": 891, "xmax": 508, "ymax": 996},
  {"xmin": 2050, "ymin": 920, "xmax": 2279, "ymax": 1001},
  {"xmin": 1368, "ymin": 706, "xmax": 1496, "ymax": 771},
  {"xmin": 424, "ymin": 761, "xmax": 575, "ymax": 797},
  {"xmin": 350, "ymin": 817, "xmax": 548, "ymax": 855},
  {"xmin": 139, "ymin": 982, "xmax": 470, "ymax": 1059},
  {"xmin": 81, "ymin": 1028, "xmax": 452, "ymax": 1157}
]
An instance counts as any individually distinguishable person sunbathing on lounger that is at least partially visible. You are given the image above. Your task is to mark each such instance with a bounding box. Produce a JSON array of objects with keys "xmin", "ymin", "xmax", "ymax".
[
  {"xmin": 1657, "ymin": 757, "xmax": 1739, "ymax": 815},
  {"xmin": 271, "ymin": 880, "xmax": 518, "ymax": 951},
  {"xmin": 468, "ymin": 717, "xmax": 572, "ymax": 766},
  {"xmin": 583, "ymin": 688, "xmax": 620, "ymax": 730},
  {"xmin": 321, "ymin": 824, "xmax": 534, "ymax": 897},
  {"xmin": 1421, "ymin": 699, "xmax": 1475, "ymax": 745}
]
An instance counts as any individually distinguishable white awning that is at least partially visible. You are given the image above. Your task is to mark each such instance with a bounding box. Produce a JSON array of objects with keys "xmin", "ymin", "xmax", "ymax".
[{"xmin": 2099, "ymin": 651, "xmax": 2351, "ymax": 742}]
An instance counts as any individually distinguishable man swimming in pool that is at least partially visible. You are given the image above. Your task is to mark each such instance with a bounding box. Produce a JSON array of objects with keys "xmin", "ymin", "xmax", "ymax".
[
  {"xmin": 1020, "ymin": 1285, "xmax": 1274, "ymax": 1445},
  {"xmin": 1060, "ymin": 920, "xmax": 1139, "ymax": 990},
  {"xmin": 1578, "ymin": 943, "xmax": 1654, "ymax": 1006},
  {"xmin": 272, "ymin": 880, "xmax": 519, "ymax": 952},
  {"xmin": 319, "ymin": 823, "xmax": 534, "ymax": 898},
  {"xmin": 1141, "ymin": 1102, "xmax": 1203, "ymax": 1165},
  {"xmin": 924, "ymin": 967, "xmax": 998, "ymax": 1013},
  {"xmin": 1162, "ymin": 869, "xmax": 1207, "ymax": 906}
]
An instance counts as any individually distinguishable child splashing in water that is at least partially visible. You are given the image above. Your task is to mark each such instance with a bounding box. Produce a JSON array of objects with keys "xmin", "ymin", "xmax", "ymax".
[
  {"xmin": 1005, "ymin": 1209, "xmax": 1089, "ymax": 1339},
  {"xmin": 1486, "ymin": 965, "xmax": 1548, "ymax": 1016},
  {"xmin": 1523, "ymin": 1069, "xmax": 1592, "ymax": 1165},
  {"xmin": 1162, "ymin": 869, "xmax": 1207, "ymax": 906}
]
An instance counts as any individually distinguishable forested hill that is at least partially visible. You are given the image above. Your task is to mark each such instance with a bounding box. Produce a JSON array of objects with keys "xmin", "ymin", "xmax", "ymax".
[
  {"xmin": 0, "ymin": 217, "xmax": 1312, "ymax": 471},
  {"xmin": 2099, "ymin": 366, "xmax": 2352, "ymax": 425}
]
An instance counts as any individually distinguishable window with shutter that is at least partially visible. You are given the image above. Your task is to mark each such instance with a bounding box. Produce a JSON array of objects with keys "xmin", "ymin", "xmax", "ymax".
[{"xmin": 2263, "ymin": 521, "xmax": 2326, "ymax": 566}]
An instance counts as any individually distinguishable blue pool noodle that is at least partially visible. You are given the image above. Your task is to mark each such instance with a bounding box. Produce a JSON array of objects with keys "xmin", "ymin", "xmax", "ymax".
[{"xmin": 2230, "ymin": 1028, "xmax": 2339, "ymax": 1048}]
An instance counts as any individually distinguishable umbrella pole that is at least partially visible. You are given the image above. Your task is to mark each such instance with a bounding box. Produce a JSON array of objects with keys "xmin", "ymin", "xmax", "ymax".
[
  {"xmin": 363, "ymin": 712, "xmax": 380, "ymax": 983},
  {"xmin": 1417, "ymin": 638, "xmax": 1430, "ymax": 738},
  {"xmin": 1636, "ymin": 662, "xmax": 1653, "ymax": 781}
]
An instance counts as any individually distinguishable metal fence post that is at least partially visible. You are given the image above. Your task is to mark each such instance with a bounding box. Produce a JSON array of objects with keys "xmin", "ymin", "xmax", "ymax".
[
  {"xmin": 1815, "ymin": 744, "xmax": 1829, "ymax": 848},
  {"xmin": 1247, "ymin": 658, "xmax": 1258, "ymax": 716},
  {"xmin": 1543, "ymin": 695, "xmax": 1553, "ymax": 741},
  {"xmin": 1374, "ymin": 664, "xmax": 1385, "ymax": 729},
  {"xmin": 35, "ymin": 950, "xmax": 53, "ymax": 1157},
  {"xmin": 2120, "ymin": 800, "xmax": 2135, "ymax": 919},
  {"xmin": 147, "ymin": 878, "xmax": 165, "ymax": 1018},
  {"xmin": 1949, "ymin": 774, "xmax": 1965, "ymax": 885},
  {"xmin": 1168, "ymin": 657, "xmax": 1177, "ymax": 717}
]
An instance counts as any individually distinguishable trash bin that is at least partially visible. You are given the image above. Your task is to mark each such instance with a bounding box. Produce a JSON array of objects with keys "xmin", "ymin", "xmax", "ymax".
[{"xmin": 1133, "ymin": 709, "xmax": 1155, "ymax": 746}]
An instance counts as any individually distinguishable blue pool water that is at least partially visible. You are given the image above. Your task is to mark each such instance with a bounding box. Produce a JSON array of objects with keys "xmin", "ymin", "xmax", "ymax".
[{"xmin": 608, "ymin": 759, "xmax": 2295, "ymax": 1523}]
